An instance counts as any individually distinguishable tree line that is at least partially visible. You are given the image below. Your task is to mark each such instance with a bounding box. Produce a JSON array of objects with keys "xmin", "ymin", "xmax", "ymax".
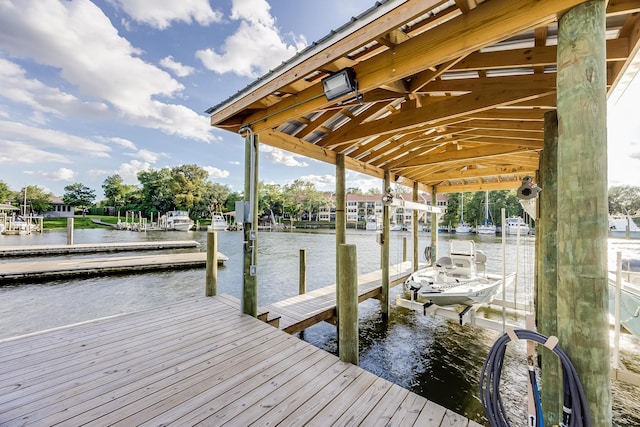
[{"xmin": 1, "ymin": 169, "xmax": 638, "ymax": 223}]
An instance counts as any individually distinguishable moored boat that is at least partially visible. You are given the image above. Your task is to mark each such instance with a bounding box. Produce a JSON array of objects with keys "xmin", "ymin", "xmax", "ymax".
[
  {"xmin": 208, "ymin": 212, "xmax": 228, "ymax": 231},
  {"xmin": 165, "ymin": 210, "xmax": 194, "ymax": 231}
]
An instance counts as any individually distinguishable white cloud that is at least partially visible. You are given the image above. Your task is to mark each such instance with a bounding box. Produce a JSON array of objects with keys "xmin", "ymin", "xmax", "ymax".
[
  {"xmin": 41, "ymin": 167, "xmax": 75, "ymax": 181},
  {"xmin": 204, "ymin": 166, "xmax": 230, "ymax": 179},
  {"xmin": 116, "ymin": 160, "xmax": 150, "ymax": 184},
  {"xmin": 347, "ymin": 171, "xmax": 382, "ymax": 193},
  {"xmin": 0, "ymin": 140, "xmax": 71, "ymax": 164},
  {"xmin": 160, "ymin": 56, "xmax": 196, "ymax": 77},
  {"xmin": 134, "ymin": 149, "xmax": 166, "ymax": 163},
  {"xmin": 298, "ymin": 174, "xmax": 336, "ymax": 189},
  {"xmin": 196, "ymin": 0, "xmax": 306, "ymax": 78},
  {"xmin": 0, "ymin": 58, "xmax": 110, "ymax": 120},
  {"xmin": 261, "ymin": 145, "xmax": 308, "ymax": 167},
  {"xmin": 0, "ymin": 120, "xmax": 111, "ymax": 158},
  {"xmin": 229, "ymin": 160, "xmax": 241, "ymax": 165},
  {"xmin": 108, "ymin": 137, "xmax": 137, "ymax": 150},
  {"xmin": 0, "ymin": 0, "xmax": 215, "ymax": 142},
  {"xmin": 108, "ymin": 0, "xmax": 222, "ymax": 30}
]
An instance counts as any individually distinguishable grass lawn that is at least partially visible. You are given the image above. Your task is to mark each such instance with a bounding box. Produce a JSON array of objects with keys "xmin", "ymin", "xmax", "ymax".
[{"xmin": 42, "ymin": 215, "xmax": 212, "ymax": 230}]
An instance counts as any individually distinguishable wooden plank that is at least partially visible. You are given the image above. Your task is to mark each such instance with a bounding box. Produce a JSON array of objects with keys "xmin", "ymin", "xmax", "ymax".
[
  {"xmin": 413, "ymin": 399, "xmax": 447, "ymax": 426},
  {"xmin": 0, "ymin": 252, "xmax": 227, "ymax": 283},
  {"xmin": 359, "ymin": 383, "xmax": 411, "ymax": 426},
  {"xmin": 387, "ymin": 392, "xmax": 428, "ymax": 426},
  {"xmin": 0, "ymin": 241, "xmax": 200, "ymax": 257},
  {"xmin": 440, "ymin": 408, "xmax": 471, "ymax": 426},
  {"xmin": 0, "ymin": 295, "xmax": 472, "ymax": 426}
]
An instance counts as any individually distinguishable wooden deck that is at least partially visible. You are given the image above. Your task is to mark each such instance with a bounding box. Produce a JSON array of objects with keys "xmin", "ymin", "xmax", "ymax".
[
  {"xmin": 263, "ymin": 262, "xmax": 414, "ymax": 334},
  {"xmin": 0, "ymin": 296, "xmax": 480, "ymax": 426},
  {"xmin": 0, "ymin": 252, "xmax": 227, "ymax": 284},
  {"xmin": 0, "ymin": 241, "xmax": 200, "ymax": 257}
]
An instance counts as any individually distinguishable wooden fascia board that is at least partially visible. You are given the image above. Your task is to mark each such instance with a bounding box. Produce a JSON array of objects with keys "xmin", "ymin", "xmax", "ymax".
[
  {"xmin": 451, "ymin": 119, "xmax": 544, "ymax": 131},
  {"xmin": 208, "ymin": 0, "xmax": 446, "ymax": 126},
  {"xmin": 435, "ymin": 179, "xmax": 524, "ymax": 192},
  {"xmin": 456, "ymin": 138, "xmax": 544, "ymax": 149},
  {"xmin": 608, "ymin": 14, "xmax": 640, "ymax": 100},
  {"xmin": 466, "ymin": 109, "xmax": 546, "ymax": 121},
  {"xmin": 456, "ymin": 129, "xmax": 544, "ymax": 140},
  {"xmin": 417, "ymin": 165, "xmax": 537, "ymax": 182},
  {"xmin": 329, "ymin": 87, "xmax": 555, "ymax": 144},
  {"xmin": 420, "ymin": 73, "xmax": 555, "ymax": 93},
  {"xmin": 450, "ymin": 38, "xmax": 629, "ymax": 72},
  {"xmin": 393, "ymin": 145, "xmax": 534, "ymax": 168},
  {"xmin": 607, "ymin": 0, "xmax": 640, "ymax": 16},
  {"xmin": 227, "ymin": 0, "xmax": 585, "ymax": 133}
]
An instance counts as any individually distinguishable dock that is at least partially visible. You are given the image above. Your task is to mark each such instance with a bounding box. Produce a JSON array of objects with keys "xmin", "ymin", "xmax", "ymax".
[
  {"xmin": 0, "ymin": 240, "xmax": 200, "ymax": 257},
  {"xmin": 0, "ymin": 252, "xmax": 227, "ymax": 284},
  {"xmin": 0, "ymin": 296, "xmax": 479, "ymax": 426},
  {"xmin": 263, "ymin": 261, "xmax": 414, "ymax": 333}
]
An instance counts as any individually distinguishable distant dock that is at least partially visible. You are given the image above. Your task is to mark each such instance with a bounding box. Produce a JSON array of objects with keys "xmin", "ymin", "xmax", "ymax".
[{"xmin": 0, "ymin": 241, "xmax": 200, "ymax": 257}]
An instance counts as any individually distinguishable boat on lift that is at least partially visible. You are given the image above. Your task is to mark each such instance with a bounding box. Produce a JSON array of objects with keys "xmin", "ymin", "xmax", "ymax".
[
  {"xmin": 402, "ymin": 240, "xmax": 515, "ymax": 308},
  {"xmin": 208, "ymin": 212, "xmax": 228, "ymax": 231}
]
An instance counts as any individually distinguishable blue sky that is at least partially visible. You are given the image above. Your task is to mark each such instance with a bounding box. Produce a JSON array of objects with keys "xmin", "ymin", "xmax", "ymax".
[{"xmin": 0, "ymin": 0, "xmax": 638, "ymax": 200}]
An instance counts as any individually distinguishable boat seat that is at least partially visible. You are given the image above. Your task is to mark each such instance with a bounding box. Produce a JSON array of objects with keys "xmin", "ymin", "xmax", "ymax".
[
  {"xmin": 436, "ymin": 256, "xmax": 454, "ymax": 270},
  {"xmin": 475, "ymin": 250, "xmax": 487, "ymax": 275}
]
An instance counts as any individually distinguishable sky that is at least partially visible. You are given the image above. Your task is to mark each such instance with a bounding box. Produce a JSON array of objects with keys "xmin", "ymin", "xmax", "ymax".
[{"xmin": 0, "ymin": 0, "xmax": 638, "ymax": 200}]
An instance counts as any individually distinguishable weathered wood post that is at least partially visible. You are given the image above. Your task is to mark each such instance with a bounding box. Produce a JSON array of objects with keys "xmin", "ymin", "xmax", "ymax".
[
  {"xmin": 539, "ymin": 110, "xmax": 561, "ymax": 420},
  {"xmin": 557, "ymin": 2, "xmax": 610, "ymax": 424},
  {"xmin": 381, "ymin": 170, "xmax": 390, "ymax": 318},
  {"xmin": 205, "ymin": 230, "xmax": 218, "ymax": 297},
  {"xmin": 242, "ymin": 130, "xmax": 259, "ymax": 317},
  {"xmin": 336, "ymin": 154, "xmax": 346, "ymax": 334},
  {"xmin": 412, "ymin": 182, "xmax": 419, "ymax": 271},
  {"xmin": 299, "ymin": 249, "xmax": 307, "ymax": 295},
  {"xmin": 402, "ymin": 237, "xmax": 407, "ymax": 262},
  {"xmin": 430, "ymin": 189, "xmax": 438, "ymax": 264},
  {"xmin": 338, "ymin": 243, "xmax": 358, "ymax": 365},
  {"xmin": 66, "ymin": 217, "xmax": 73, "ymax": 245}
]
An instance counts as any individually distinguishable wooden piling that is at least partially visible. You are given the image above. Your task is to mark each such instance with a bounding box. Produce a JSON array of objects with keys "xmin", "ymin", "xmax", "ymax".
[
  {"xmin": 430, "ymin": 189, "xmax": 438, "ymax": 263},
  {"xmin": 243, "ymin": 131, "xmax": 258, "ymax": 317},
  {"xmin": 66, "ymin": 217, "xmax": 73, "ymax": 245},
  {"xmin": 205, "ymin": 230, "xmax": 218, "ymax": 297},
  {"xmin": 402, "ymin": 237, "xmax": 407, "ymax": 262},
  {"xmin": 412, "ymin": 182, "xmax": 419, "ymax": 271},
  {"xmin": 299, "ymin": 249, "xmax": 307, "ymax": 295},
  {"xmin": 557, "ymin": 2, "xmax": 610, "ymax": 424},
  {"xmin": 336, "ymin": 154, "xmax": 346, "ymax": 312},
  {"xmin": 381, "ymin": 170, "xmax": 390, "ymax": 318},
  {"xmin": 539, "ymin": 110, "xmax": 561, "ymax": 420},
  {"xmin": 338, "ymin": 243, "xmax": 358, "ymax": 365}
]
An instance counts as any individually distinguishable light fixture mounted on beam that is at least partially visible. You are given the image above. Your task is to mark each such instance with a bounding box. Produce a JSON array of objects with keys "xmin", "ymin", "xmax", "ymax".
[{"xmin": 321, "ymin": 68, "xmax": 359, "ymax": 101}]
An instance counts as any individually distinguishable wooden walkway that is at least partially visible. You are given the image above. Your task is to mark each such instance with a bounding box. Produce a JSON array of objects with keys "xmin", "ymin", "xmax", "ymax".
[
  {"xmin": 263, "ymin": 262, "xmax": 414, "ymax": 334},
  {"xmin": 0, "ymin": 296, "xmax": 479, "ymax": 426},
  {"xmin": 0, "ymin": 252, "xmax": 227, "ymax": 284},
  {"xmin": 0, "ymin": 241, "xmax": 200, "ymax": 257}
]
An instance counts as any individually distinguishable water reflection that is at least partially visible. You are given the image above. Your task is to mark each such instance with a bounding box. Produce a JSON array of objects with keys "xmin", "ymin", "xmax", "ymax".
[{"xmin": 0, "ymin": 228, "xmax": 638, "ymax": 425}]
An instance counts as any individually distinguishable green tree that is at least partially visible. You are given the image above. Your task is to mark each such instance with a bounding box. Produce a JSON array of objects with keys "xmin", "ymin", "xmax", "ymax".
[
  {"xmin": 169, "ymin": 164, "xmax": 209, "ymax": 218},
  {"xmin": 198, "ymin": 182, "xmax": 231, "ymax": 219},
  {"xmin": 63, "ymin": 183, "xmax": 96, "ymax": 218},
  {"xmin": 138, "ymin": 168, "xmax": 173, "ymax": 215},
  {"xmin": 259, "ymin": 182, "xmax": 284, "ymax": 217},
  {"xmin": 102, "ymin": 174, "xmax": 126, "ymax": 209},
  {"xmin": 0, "ymin": 181, "xmax": 12, "ymax": 204},
  {"xmin": 16, "ymin": 185, "xmax": 53, "ymax": 214},
  {"xmin": 608, "ymin": 185, "xmax": 640, "ymax": 215}
]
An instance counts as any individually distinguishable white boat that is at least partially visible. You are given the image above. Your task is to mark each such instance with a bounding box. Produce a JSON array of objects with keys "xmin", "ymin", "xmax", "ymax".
[
  {"xmin": 506, "ymin": 216, "xmax": 529, "ymax": 235},
  {"xmin": 165, "ymin": 210, "xmax": 193, "ymax": 231},
  {"xmin": 455, "ymin": 194, "xmax": 472, "ymax": 234},
  {"xmin": 476, "ymin": 191, "xmax": 496, "ymax": 235},
  {"xmin": 403, "ymin": 240, "xmax": 515, "ymax": 307},
  {"xmin": 609, "ymin": 215, "xmax": 640, "ymax": 238},
  {"xmin": 608, "ymin": 271, "xmax": 640, "ymax": 338},
  {"xmin": 208, "ymin": 212, "xmax": 228, "ymax": 231},
  {"xmin": 365, "ymin": 215, "xmax": 379, "ymax": 231}
]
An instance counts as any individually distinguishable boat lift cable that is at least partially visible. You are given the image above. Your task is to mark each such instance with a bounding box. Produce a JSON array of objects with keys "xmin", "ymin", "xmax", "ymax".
[{"xmin": 479, "ymin": 329, "xmax": 591, "ymax": 427}]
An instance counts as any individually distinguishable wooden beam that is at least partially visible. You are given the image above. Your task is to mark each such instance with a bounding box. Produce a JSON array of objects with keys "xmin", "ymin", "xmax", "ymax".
[
  {"xmin": 208, "ymin": 0, "xmax": 448, "ymax": 126},
  {"xmin": 232, "ymin": 0, "xmax": 585, "ymax": 133},
  {"xmin": 419, "ymin": 165, "xmax": 537, "ymax": 182},
  {"xmin": 434, "ymin": 178, "xmax": 524, "ymax": 192},
  {"xmin": 326, "ymin": 86, "xmax": 555, "ymax": 145},
  {"xmin": 450, "ymin": 38, "xmax": 629, "ymax": 72},
  {"xmin": 394, "ymin": 144, "xmax": 537, "ymax": 168}
]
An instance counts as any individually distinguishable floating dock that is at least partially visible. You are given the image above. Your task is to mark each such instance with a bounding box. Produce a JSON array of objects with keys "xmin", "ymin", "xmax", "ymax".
[
  {"xmin": 0, "ymin": 296, "xmax": 478, "ymax": 426},
  {"xmin": 0, "ymin": 240, "xmax": 200, "ymax": 257},
  {"xmin": 0, "ymin": 252, "xmax": 227, "ymax": 284}
]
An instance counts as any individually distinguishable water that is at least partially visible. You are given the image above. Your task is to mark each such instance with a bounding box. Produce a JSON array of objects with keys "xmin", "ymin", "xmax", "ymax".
[{"xmin": 1, "ymin": 229, "xmax": 639, "ymax": 425}]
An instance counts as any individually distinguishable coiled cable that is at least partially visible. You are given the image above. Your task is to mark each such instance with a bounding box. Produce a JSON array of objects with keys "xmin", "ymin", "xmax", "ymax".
[{"xmin": 479, "ymin": 329, "xmax": 591, "ymax": 427}]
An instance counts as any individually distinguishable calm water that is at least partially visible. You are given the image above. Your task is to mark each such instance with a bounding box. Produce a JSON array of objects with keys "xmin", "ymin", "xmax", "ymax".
[{"xmin": 1, "ymin": 229, "xmax": 639, "ymax": 425}]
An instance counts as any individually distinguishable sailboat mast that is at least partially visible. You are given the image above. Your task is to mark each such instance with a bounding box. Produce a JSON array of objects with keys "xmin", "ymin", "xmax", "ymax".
[{"xmin": 485, "ymin": 191, "xmax": 489, "ymax": 224}]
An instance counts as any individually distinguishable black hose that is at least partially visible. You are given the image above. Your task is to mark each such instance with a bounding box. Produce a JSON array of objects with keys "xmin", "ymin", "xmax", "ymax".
[{"xmin": 479, "ymin": 329, "xmax": 591, "ymax": 427}]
